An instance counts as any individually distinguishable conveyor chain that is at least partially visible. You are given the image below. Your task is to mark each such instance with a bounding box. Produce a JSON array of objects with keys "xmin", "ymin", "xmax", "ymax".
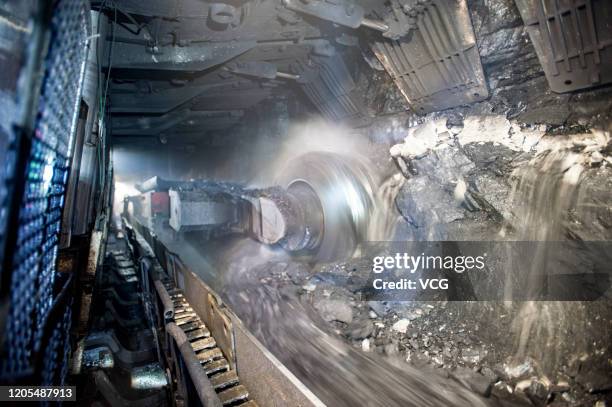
[{"xmin": 163, "ymin": 282, "xmax": 258, "ymax": 407}]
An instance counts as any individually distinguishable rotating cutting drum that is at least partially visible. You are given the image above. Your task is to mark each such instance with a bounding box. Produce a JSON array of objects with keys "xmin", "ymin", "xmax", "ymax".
[{"xmin": 276, "ymin": 152, "xmax": 377, "ymax": 261}]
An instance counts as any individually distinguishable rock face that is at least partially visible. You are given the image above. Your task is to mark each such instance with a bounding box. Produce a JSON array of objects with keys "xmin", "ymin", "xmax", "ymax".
[
  {"xmin": 390, "ymin": 117, "xmax": 526, "ymax": 241},
  {"xmin": 359, "ymin": 1, "xmax": 612, "ymax": 400},
  {"xmin": 312, "ymin": 297, "xmax": 353, "ymax": 324},
  {"xmin": 396, "ymin": 177, "xmax": 464, "ymax": 239},
  {"xmin": 383, "ymin": 114, "xmax": 612, "ymax": 405},
  {"xmin": 575, "ymin": 370, "xmax": 612, "ymax": 394},
  {"xmin": 451, "ymin": 367, "xmax": 495, "ymax": 397},
  {"xmin": 391, "ymin": 319, "xmax": 410, "ymax": 334}
]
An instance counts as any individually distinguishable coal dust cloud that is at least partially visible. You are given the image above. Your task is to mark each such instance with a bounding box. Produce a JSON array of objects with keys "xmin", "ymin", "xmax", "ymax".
[{"xmin": 115, "ymin": 113, "xmax": 612, "ymax": 406}]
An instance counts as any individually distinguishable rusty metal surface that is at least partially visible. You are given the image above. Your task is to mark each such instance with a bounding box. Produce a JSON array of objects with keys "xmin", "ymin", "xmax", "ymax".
[
  {"xmin": 158, "ymin": 273, "xmax": 262, "ymax": 406},
  {"xmin": 125, "ymin": 218, "xmax": 233, "ymax": 363},
  {"xmin": 171, "ymin": 255, "xmax": 237, "ymax": 369},
  {"xmin": 372, "ymin": 0, "xmax": 488, "ymax": 113},
  {"xmin": 219, "ymin": 384, "xmax": 249, "ymax": 405},
  {"xmin": 128, "ymin": 217, "xmax": 236, "ymax": 368},
  {"xmin": 166, "ymin": 322, "xmax": 223, "ymax": 407},
  {"xmin": 125, "ymin": 216, "xmax": 237, "ymax": 366}
]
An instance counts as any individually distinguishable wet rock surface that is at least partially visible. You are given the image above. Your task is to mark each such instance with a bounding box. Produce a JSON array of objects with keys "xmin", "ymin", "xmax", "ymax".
[
  {"xmin": 216, "ymin": 112, "xmax": 612, "ymax": 406},
  {"xmin": 215, "ymin": 253, "xmax": 494, "ymax": 407},
  {"xmin": 248, "ymin": 257, "xmax": 612, "ymax": 407}
]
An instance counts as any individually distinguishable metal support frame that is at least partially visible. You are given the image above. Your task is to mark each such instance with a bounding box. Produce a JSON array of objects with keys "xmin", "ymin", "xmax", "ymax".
[
  {"xmin": 124, "ymin": 214, "xmax": 326, "ymax": 407},
  {"xmin": 515, "ymin": 0, "xmax": 612, "ymax": 93},
  {"xmin": 166, "ymin": 322, "xmax": 223, "ymax": 407},
  {"xmin": 93, "ymin": 370, "xmax": 165, "ymax": 407},
  {"xmin": 154, "ymin": 279, "xmax": 175, "ymax": 321},
  {"xmin": 371, "ymin": 0, "xmax": 488, "ymax": 113},
  {"xmin": 106, "ymin": 40, "xmax": 257, "ymax": 71}
]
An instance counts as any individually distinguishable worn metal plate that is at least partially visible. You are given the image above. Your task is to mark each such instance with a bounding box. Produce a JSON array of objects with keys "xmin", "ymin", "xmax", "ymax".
[
  {"xmin": 294, "ymin": 53, "xmax": 371, "ymax": 126},
  {"xmin": 231, "ymin": 315, "xmax": 325, "ymax": 407},
  {"xmin": 372, "ymin": 0, "xmax": 488, "ymax": 114},
  {"xmin": 161, "ymin": 248, "xmax": 236, "ymax": 368},
  {"xmin": 107, "ymin": 41, "xmax": 257, "ymax": 71},
  {"xmin": 516, "ymin": 0, "xmax": 612, "ymax": 93},
  {"xmin": 168, "ymin": 189, "xmax": 240, "ymax": 232}
]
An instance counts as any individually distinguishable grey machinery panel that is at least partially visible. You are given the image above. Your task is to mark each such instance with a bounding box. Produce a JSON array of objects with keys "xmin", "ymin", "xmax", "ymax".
[
  {"xmin": 515, "ymin": 0, "xmax": 612, "ymax": 93},
  {"xmin": 372, "ymin": 0, "xmax": 489, "ymax": 114}
]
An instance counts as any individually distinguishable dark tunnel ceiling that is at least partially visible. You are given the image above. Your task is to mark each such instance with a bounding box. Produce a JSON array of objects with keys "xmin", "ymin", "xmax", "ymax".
[
  {"xmin": 101, "ymin": 0, "xmax": 521, "ymax": 147},
  {"xmin": 101, "ymin": 0, "xmax": 612, "ymax": 146},
  {"xmin": 102, "ymin": 0, "xmax": 370, "ymax": 145}
]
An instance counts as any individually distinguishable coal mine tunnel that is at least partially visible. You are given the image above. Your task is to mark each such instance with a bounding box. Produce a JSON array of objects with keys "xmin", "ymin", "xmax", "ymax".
[{"xmin": 1, "ymin": 0, "xmax": 612, "ymax": 406}]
